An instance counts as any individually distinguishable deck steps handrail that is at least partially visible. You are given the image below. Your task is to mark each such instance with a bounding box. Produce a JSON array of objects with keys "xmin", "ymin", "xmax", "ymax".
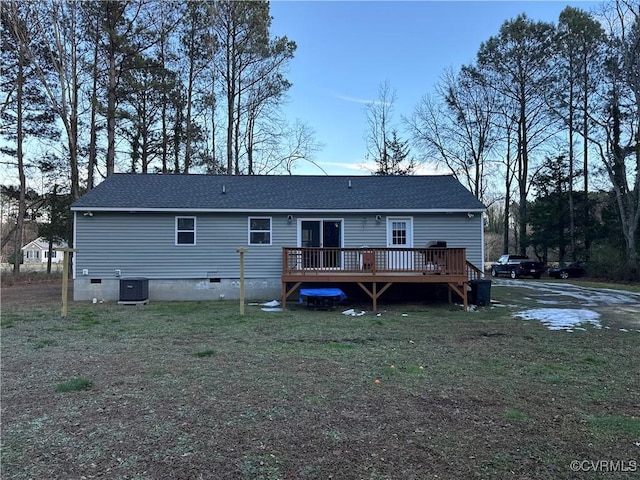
[{"xmin": 466, "ymin": 261, "xmax": 485, "ymax": 281}]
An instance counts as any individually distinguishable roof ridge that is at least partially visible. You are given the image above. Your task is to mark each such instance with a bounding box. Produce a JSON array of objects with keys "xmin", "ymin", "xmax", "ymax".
[
  {"xmin": 72, "ymin": 174, "xmax": 485, "ymax": 210},
  {"xmin": 110, "ymin": 173, "xmax": 455, "ymax": 178}
]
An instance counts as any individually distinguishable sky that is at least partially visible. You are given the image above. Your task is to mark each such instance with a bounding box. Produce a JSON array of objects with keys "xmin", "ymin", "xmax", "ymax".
[{"xmin": 268, "ymin": 0, "xmax": 599, "ymax": 176}]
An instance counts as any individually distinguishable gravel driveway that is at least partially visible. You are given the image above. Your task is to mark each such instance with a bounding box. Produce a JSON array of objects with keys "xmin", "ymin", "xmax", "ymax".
[{"xmin": 491, "ymin": 278, "xmax": 640, "ymax": 332}]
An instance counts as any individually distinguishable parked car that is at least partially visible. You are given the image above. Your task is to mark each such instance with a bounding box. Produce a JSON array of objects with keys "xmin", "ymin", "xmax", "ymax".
[
  {"xmin": 548, "ymin": 261, "xmax": 587, "ymax": 279},
  {"xmin": 490, "ymin": 254, "xmax": 546, "ymax": 279}
]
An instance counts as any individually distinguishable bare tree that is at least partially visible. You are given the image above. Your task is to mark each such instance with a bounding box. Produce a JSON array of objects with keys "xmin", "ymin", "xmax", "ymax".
[
  {"xmin": 2, "ymin": 1, "xmax": 59, "ymax": 274},
  {"xmin": 4, "ymin": 1, "xmax": 83, "ymax": 199},
  {"xmin": 251, "ymin": 118, "xmax": 323, "ymax": 175},
  {"xmin": 2, "ymin": 2, "xmax": 27, "ymax": 275},
  {"xmin": 175, "ymin": 1, "xmax": 213, "ymax": 173},
  {"xmin": 408, "ymin": 66, "xmax": 498, "ymax": 201},
  {"xmin": 98, "ymin": 0, "xmax": 155, "ymax": 176},
  {"xmin": 153, "ymin": 2, "xmax": 182, "ymax": 174},
  {"xmin": 588, "ymin": 0, "xmax": 640, "ymax": 275},
  {"xmin": 477, "ymin": 14, "xmax": 558, "ymax": 255},
  {"xmin": 83, "ymin": 2, "xmax": 101, "ymax": 189},
  {"xmin": 365, "ymin": 80, "xmax": 396, "ymax": 170},
  {"xmin": 214, "ymin": 0, "xmax": 296, "ymax": 175},
  {"xmin": 553, "ymin": 6, "xmax": 605, "ymax": 259}
]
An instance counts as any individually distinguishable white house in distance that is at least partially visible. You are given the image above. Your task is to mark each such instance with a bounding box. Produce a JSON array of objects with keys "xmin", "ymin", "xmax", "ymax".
[{"xmin": 21, "ymin": 237, "xmax": 67, "ymax": 264}]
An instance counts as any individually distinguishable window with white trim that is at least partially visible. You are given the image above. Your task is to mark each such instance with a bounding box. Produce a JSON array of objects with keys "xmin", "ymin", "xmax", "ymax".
[
  {"xmin": 249, "ymin": 217, "xmax": 271, "ymax": 245},
  {"xmin": 176, "ymin": 216, "xmax": 196, "ymax": 245}
]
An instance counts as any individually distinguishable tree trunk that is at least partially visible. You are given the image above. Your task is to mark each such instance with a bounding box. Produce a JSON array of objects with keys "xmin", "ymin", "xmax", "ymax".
[
  {"xmin": 184, "ymin": 23, "xmax": 196, "ymax": 174},
  {"xmin": 517, "ymin": 105, "xmax": 528, "ymax": 256},
  {"xmin": 502, "ymin": 120, "xmax": 514, "ymax": 254},
  {"xmin": 246, "ymin": 112, "xmax": 255, "ymax": 174},
  {"xmin": 67, "ymin": 3, "xmax": 80, "ymax": 199},
  {"xmin": 608, "ymin": 85, "xmax": 639, "ymax": 277},
  {"xmin": 210, "ymin": 85, "xmax": 217, "ymax": 173},
  {"xmin": 161, "ymin": 99, "xmax": 168, "ymax": 173},
  {"xmin": 567, "ymin": 67, "xmax": 576, "ymax": 261},
  {"xmin": 105, "ymin": 1, "xmax": 122, "ymax": 177},
  {"xmin": 88, "ymin": 14, "xmax": 99, "ymax": 190},
  {"xmin": 234, "ymin": 71, "xmax": 241, "ymax": 174},
  {"xmin": 226, "ymin": 46, "xmax": 234, "ymax": 175},
  {"xmin": 13, "ymin": 41, "xmax": 26, "ymax": 276},
  {"xmin": 46, "ymin": 240, "xmax": 53, "ymax": 274},
  {"xmin": 141, "ymin": 126, "xmax": 149, "ymax": 173},
  {"xmin": 106, "ymin": 43, "xmax": 117, "ymax": 176},
  {"xmin": 582, "ymin": 53, "xmax": 590, "ymax": 260}
]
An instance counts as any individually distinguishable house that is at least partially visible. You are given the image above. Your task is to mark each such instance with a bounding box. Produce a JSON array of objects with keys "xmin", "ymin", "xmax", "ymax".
[
  {"xmin": 70, "ymin": 174, "xmax": 486, "ymax": 307},
  {"xmin": 21, "ymin": 237, "xmax": 67, "ymax": 264}
]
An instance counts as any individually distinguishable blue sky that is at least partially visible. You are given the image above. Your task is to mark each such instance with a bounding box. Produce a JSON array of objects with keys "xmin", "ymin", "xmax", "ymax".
[{"xmin": 269, "ymin": 0, "xmax": 598, "ymax": 175}]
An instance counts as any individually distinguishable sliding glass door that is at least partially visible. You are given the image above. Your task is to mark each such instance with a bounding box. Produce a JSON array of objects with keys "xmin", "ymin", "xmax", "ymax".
[{"xmin": 300, "ymin": 220, "xmax": 342, "ymax": 268}]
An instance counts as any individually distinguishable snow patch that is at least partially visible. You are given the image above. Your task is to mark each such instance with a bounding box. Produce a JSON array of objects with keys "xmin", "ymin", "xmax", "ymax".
[
  {"xmin": 261, "ymin": 300, "xmax": 280, "ymax": 307},
  {"xmin": 514, "ymin": 308, "xmax": 601, "ymax": 331}
]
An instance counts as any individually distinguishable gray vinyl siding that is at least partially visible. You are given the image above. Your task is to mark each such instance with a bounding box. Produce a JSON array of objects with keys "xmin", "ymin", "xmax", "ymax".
[
  {"xmin": 412, "ymin": 214, "xmax": 484, "ymax": 268},
  {"xmin": 344, "ymin": 213, "xmax": 483, "ymax": 267},
  {"xmin": 74, "ymin": 212, "xmax": 483, "ymax": 279},
  {"xmin": 343, "ymin": 215, "xmax": 386, "ymax": 247},
  {"xmin": 75, "ymin": 212, "xmax": 297, "ymax": 279}
]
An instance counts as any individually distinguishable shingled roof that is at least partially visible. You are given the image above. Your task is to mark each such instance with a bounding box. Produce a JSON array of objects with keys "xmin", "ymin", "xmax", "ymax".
[{"xmin": 71, "ymin": 174, "xmax": 485, "ymax": 212}]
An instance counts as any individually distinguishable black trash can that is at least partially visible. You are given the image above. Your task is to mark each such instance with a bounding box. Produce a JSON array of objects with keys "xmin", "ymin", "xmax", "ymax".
[{"xmin": 470, "ymin": 279, "xmax": 492, "ymax": 306}]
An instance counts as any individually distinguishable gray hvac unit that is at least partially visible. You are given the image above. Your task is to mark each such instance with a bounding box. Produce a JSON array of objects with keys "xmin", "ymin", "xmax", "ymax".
[{"xmin": 119, "ymin": 277, "xmax": 149, "ymax": 303}]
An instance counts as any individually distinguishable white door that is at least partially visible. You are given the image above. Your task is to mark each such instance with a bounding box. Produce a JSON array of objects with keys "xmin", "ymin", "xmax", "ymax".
[{"xmin": 386, "ymin": 217, "xmax": 413, "ymax": 270}]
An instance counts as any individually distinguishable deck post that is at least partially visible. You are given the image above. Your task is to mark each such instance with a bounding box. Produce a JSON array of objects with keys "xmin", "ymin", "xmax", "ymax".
[
  {"xmin": 55, "ymin": 247, "xmax": 78, "ymax": 318},
  {"xmin": 236, "ymin": 247, "xmax": 247, "ymax": 315},
  {"xmin": 282, "ymin": 281, "xmax": 286, "ymax": 310},
  {"xmin": 282, "ymin": 281, "xmax": 302, "ymax": 310},
  {"xmin": 356, "ymin": 281, "xmax": 393, "ymax": 313},
  {"xmin": 372, "ymin": 282, "xmax": 377, "ymax": 312}
]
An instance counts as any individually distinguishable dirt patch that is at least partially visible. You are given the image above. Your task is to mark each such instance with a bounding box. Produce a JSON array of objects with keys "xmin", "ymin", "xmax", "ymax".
[{"xmin": 1, "ymin": 279, "xmax": 70, "ymax": 310}]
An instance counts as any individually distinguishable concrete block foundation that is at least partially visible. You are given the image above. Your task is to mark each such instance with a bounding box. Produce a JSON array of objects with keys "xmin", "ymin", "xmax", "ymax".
[{"xmin": 73, "ymin": 277, "xmax": 282, "ymax": 303}]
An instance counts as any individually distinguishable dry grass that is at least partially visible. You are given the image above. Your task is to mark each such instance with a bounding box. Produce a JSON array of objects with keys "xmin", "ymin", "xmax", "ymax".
[{"xmin": 1, "ymin": 285, "xmax": 639, "ymax": 479}]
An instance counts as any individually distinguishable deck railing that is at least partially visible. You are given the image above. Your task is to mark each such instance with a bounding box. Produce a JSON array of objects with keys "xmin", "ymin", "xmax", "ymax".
[
  {"xmin": 282, "ymin": 247, "xmax": 468, "ymax": 277},
  {"xmin": 466, "ymin": 260, "xmax": 484, "ymax": 281}
]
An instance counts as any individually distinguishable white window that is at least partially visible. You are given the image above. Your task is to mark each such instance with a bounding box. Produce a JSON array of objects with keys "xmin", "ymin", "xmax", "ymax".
[
  {"xmin": 249, "ymin": 217, "xmax": 271, "ymax": 245},
  {"xmin": 176, "ymin": 217, "xmax": 196, "ymax": 245}
]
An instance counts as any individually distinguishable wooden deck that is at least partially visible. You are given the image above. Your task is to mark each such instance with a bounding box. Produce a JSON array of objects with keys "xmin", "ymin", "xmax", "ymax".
[{"xmin": 281, "ymin": 247, "xmax": 483, "ymax": 311}]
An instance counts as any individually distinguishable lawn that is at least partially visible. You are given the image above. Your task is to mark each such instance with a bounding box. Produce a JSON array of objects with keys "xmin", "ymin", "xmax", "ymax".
[{"xmin": 1, "ymin": 285, "xmax": 639, "ymax": 479}]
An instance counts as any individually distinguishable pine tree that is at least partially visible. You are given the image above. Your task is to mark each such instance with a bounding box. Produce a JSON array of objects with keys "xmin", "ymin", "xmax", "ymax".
[{"xmin": 374, "ymin": 130, "xmax": 415, "ymax": 176}]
